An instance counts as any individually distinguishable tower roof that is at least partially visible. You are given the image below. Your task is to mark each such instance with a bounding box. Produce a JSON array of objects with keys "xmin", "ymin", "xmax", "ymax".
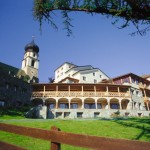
[{"xmin": 25, "ymin": 40, "xmax": 39, "ymax": 53}]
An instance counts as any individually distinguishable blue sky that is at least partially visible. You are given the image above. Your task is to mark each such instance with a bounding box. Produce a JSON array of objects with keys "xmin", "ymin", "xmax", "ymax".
[{"xmin": 0, "ymin": 0, "xmax": 149, "ymax": 82}]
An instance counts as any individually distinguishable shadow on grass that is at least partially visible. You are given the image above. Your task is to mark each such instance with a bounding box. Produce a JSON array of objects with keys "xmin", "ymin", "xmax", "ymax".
[{"xmin": 112, "ymin": 117, "xmax": 150, "ymax": 141}]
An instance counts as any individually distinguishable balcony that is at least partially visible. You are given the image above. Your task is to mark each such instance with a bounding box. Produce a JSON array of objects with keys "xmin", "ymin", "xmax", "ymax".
[{"xmin": 32, "ymin": 91, "xmax": 131, "ymax": 98}]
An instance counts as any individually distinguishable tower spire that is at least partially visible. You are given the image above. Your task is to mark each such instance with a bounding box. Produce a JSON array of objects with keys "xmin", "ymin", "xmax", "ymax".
[{"xmin": 32, "ymin": 35, "xmax": 35, "ymax": 42}]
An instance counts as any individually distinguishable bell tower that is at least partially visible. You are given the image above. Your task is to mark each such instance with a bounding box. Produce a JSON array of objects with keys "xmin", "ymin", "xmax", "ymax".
[{"xmin": 21, "ymin": 39, "xmax": 39, "ymax": 83}]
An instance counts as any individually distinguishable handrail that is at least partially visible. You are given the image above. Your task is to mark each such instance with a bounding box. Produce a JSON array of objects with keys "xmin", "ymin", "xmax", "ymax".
[{"xmin": 0, "ymin": 123, "xmax": 150, "ymax": 150}]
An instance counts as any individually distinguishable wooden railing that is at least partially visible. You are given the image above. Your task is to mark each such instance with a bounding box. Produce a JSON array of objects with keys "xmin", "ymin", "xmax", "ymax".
[
  {"xmin": 32, "ymin": 91, "xmax": 131, "ymax": 98},
  {"xmin": 0, "ymin": 123, "xmax": 150, "ymax": 150}
]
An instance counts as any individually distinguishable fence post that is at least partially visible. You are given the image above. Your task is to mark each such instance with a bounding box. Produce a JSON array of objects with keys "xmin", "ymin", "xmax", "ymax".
[{"xmin": 50, "ymin": 126, "xmax": 61, "ymax": 150}]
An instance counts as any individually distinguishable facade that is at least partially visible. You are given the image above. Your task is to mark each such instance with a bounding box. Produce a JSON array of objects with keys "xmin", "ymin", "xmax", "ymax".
[
  {"xmin": 31, "ymin": 73, "xmax": 150, "ymax": 119},
  {"xmin": 0, "ymin": 39, "xmax": 40, "ymax": 107},
  {"xmin": 54, "ymin": 62, "xmax": 109, "ymax": 83},
  {"xmin": 0, "ymin": 62, "xmax": 31, "ymax": 107}
]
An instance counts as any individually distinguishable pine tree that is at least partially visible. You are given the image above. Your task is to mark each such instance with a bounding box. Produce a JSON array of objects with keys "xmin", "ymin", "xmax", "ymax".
[{"xmin": 33, "ymin": 0, "xmax": 150, "ymax": 36}]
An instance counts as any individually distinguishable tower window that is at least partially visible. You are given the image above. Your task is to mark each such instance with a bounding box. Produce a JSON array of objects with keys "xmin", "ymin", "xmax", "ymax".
[{"xmin": 31, "ymin": 60, "xmax": 35, "ymax": 67}]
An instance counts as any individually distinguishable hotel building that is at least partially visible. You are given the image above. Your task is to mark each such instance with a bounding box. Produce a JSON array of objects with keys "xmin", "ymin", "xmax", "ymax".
[{"xmin": 31, "ymin": 63, "xmax": 150, "ymax": 119}]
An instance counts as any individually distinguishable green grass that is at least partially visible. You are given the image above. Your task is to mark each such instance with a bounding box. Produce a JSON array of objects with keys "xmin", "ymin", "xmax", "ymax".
[{"xmin": 0, "ymin": 117, "xmax": 150, "ymax": 150}]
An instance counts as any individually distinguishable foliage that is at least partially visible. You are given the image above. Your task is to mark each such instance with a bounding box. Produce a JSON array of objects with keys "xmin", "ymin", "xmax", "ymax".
[
  {"xmin": 0, "ymin": 106, "xmax": 31, "ymax": 119},
  {"xmin": 33, "ymin": 0, "xmax": 150, "ymax": 36},
  {"xmin": 23, "ymin": 75, "xmax": 30, "ymax": 82},
  {"xmin": 111, "ymin": 110, "xmax": 121, "ymax": 118},
  {"xmin": 48, "ymin": 77, "xmax": 55, "ymax": 83}
]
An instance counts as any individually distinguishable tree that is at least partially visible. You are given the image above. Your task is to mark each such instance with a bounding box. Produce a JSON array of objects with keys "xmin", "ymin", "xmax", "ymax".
[{"xmin": 33, "ymin": 0, "xmax": 150, "ymax": 36}]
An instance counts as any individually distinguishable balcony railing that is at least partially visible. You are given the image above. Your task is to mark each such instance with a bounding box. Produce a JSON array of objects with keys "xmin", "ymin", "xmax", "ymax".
[
  {"xmin": 139, "ymin": 84, "xmax": 150, "ymax": 90},
  {"xmin": 32, "ymin": 91, "xmax": 131, "ymax": 98}
]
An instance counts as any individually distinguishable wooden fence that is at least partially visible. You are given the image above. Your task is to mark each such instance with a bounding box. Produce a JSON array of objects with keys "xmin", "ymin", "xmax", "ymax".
[{"xmin": 0, "ymin": 123, "xmax": 150, "ymax": 150}]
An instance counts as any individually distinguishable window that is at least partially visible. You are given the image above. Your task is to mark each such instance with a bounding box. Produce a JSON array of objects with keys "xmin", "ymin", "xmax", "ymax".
[
  {"xmin": 71, "ymin": 103, "xmax": 78, "ymax": 109},
  {"xmin": 49, "ymin": 103, "xmax": 55, "ymax": 109},
  {"xmin": 0, "ymin": 101, "xmax": 5, "ymax": 107},
  {"xmin": 33, "ymin": 53, "xmax": 36, "ymax": 57},
  {"xmin": 110, "ymin": 103, "xmax": 119, "ymax": 109},
  {"xmin": 31, "ymin": 60, "xmax": 35, "ymax": 67},
  {"xmin": 84, "ymin": 103, "xmax": 96, "ymax": 109},
  {"xmin": 94, "ymin": 112, "xmax": 100, "ymax": 118},
  {"xmin": 94, "ymin": 79, "xmax": 97, "ymax": 83},
  {"xmin": 64, "ymin": 112, "xmax": 70, "ymax": 118},
  {"xmin": 135, "ymin": 80, "xmax": 139, "ymax": 85},
  {"xmin": 83, "ymin": 76, "xmax": 86, "ymax": 81},
  {"xmin": 93, "ymin": 72, "xmax": 95, "ymax": 76},
  {"xmin": 6, "ymin": 83, "xmax": 9, "ymax": 89},
  {"xmin": 14, "ymin": 86, "xmax": 17, "ymax": 92},
  {"xmin": 56, "ymin": 112, "xmax": 62, "ymax": 118},
  {"xmin": 132, "ymin": 78, "xmax": 135, "ymax": 83},
  {"xmin": 97, "ymin": 103, "xmax": 102, "ymax": 109},
  {"xmin": 122, "ymin": 77, "xmax": 130, "ymax": 83},
  {"xmin": 77, "ymin": 112, "xmax": 83, "ymax": 118},
  {"xmin": 59, "ymin": 103, "xmax": 69, "ymax": 109},
  {"xmin": 100, "ymin": 75, "xmax": 102, "ymax": 78}
]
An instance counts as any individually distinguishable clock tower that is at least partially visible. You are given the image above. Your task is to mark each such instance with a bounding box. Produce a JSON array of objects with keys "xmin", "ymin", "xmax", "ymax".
[{"xmin": 21, "ymin": 39, "xmax": 39, "ymax": 83}]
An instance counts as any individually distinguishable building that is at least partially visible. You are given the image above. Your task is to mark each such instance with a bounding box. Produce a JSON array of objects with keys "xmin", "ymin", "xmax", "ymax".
[
  {"xmin": 0, "ymin": 39, "xmax": 40, "ymax": 107},
  {"xmin": 54, "ymin": 62, "xmax": 109, "ymax": 83},
  {"xmin": 141, "ymin": 74, "xmax": 150, "ymax": 81},
  {"xmin": 31, "ymin": 70, "xmax": 150, "ymax": 119},
  {"xmin": 21, "ymin": 39, "xmax": 40, "ymax": 83}
]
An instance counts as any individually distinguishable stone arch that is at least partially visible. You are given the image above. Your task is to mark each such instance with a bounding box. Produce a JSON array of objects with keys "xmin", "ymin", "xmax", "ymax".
[
  {"xmin": 58, "ymin": 98, "xmax": 69, "ymax": 109},
  {"xmin": 70, "ymin": 98, "xmax": 82, "ymax": 109},
  {"xmin": 45, "ymin": 98, "xmax": 56, "ymax": 109},
  {"xmin": 97, "ymin": 98, "xmax": 108, "ymax": 109},
  {"xmin": 31, "ymin": 98, "xmax": 43, "ymax": 106},
  {"xmin": 121, "ymin": 99, "xmax": 130, "ymax": 110},
  {"xmin": 110, "ymin": 98, "xmax": 119, "ymax": 109},
  {"xmin": 84, "ymin": 98, "xmax": 95, "ymax": 109}
]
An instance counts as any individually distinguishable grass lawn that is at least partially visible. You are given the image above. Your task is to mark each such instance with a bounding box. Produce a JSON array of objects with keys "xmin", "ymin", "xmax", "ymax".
[{"xmin": 0, "ymin": 116, "xmax": 150, "ymax": 150}]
